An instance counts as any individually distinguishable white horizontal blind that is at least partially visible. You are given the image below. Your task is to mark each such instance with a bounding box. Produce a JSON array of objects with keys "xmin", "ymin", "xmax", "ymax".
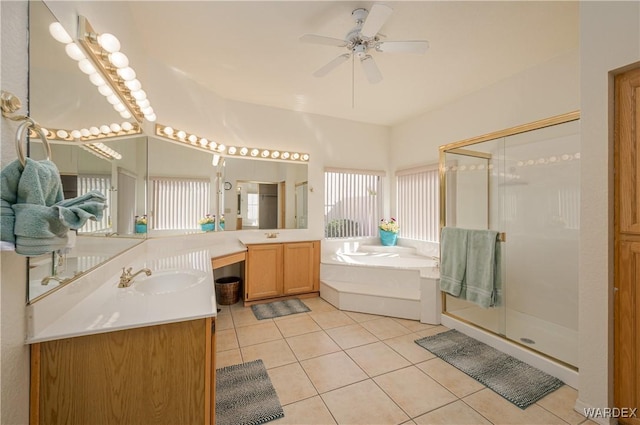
[
  {"xmin": 151, "ymin": 178, "xmax": 211, "ymax": 230},
  {"xmin": 396, "ymin": 165, "xmax": 440, "ymax": 242},
  {"xmin": 77, "ymin": 174, "xmax": 111, "ymax": 233},
  {"xmin": 324, "ymin": 169, "xmax": 383, "ymax": 238}
]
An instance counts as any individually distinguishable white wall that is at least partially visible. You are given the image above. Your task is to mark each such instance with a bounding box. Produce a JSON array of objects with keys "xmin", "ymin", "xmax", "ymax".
[
  {"xmin": 578, "ymin": 1, "xmax": 640, "ymax": 417},
  {"xmin": 0, "ymin": 2, "xmax": 31, "ymax": 424}
]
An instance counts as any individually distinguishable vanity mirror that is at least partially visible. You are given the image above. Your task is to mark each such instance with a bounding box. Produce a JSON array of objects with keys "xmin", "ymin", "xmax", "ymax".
[{"xmin": 27, "ymin": 0, "xmax": 147, "ymax": 302}]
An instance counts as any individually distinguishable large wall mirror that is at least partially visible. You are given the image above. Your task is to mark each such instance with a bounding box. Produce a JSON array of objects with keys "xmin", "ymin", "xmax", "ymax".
[
  {"xmin": 27, "ymin": 1, "xmax": 147, "ymax": 302},
  {"xmin": 148, "ymin": 137, "xmax": 308, "ymax": 234}
]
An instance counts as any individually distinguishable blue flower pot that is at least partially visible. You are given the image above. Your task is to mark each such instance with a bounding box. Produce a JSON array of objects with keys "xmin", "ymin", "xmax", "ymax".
[
  {"xmin": 379, "ymin": 229, "xmax": 397, "ymax": 246},
  {"xmin": 135, "ymin": 224, "xmax": 147, "ymax": 234},
  {"xmin": 219, "ymin": 222, "xmax": 225, "ymax": 230},
  {"xmin": 201, "ymin": 223, "xmax": 215, "ymax": 232}
]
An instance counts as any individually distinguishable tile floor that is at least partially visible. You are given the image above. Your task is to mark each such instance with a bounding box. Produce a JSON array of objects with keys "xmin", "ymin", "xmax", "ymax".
[{"xmin": 215, "ymin": 297, "xmax": 596, "ymax": 425}]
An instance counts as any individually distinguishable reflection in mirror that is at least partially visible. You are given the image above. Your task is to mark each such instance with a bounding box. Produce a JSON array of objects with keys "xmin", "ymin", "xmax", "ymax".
[
  {"xmin": 28, "ymin": 0, "xmax": 147, "ymax": 302},
  {"xmin": 148, "ymin": 137, "xmax": 308, "ymax": 234}
]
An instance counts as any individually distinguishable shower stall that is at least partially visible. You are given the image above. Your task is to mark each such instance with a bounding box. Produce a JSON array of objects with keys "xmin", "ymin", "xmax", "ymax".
[{"xmin": 439, "ymin": 112, "xmax": 580, "ymax": 368}]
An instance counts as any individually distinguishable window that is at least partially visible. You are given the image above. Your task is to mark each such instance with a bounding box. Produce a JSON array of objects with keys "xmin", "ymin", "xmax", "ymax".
[
  {"xmin": 324, "ymin": 168, "xmax": 384, "ymax": 238},
  {"xmin": 151, "ymin": 177, "xmax": 211, "ymax": 230},
  {"xmin": 77, "ymin": 174, "xmax": 111, "ymax": 233},
  {"xmin": 396, "ymin": 164, "xmax": 440, "ymax": 242}
]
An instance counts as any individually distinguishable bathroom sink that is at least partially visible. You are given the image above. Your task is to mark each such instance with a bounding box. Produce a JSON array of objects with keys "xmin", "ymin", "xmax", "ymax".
[{"xmin": 134, "ymin": 269, "xmax": 208, "ymax": 295}]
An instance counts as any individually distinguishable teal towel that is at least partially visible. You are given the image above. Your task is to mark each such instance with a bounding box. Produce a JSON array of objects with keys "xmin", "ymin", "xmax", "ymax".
[
  {"xmin": 1, "ymin": 160, "xmax": 24, "ymax": 243},
  {"xmin": 56, "ymin": 189, "xmax": 106, "ymax": 207},
  {"xmin": 16, "ymin": 158, "xmax": 64, "ymax": 206},
  {"xmin": 439, "ymin": 227, "xmax": 468, "ymax": 296},
  {"xmin": 1, "ymin": 199, "xmax": 15, "ymax": 244},
  {"xmin": 464, "ymin": 229, "xmax": 500, "ymax": 308}
]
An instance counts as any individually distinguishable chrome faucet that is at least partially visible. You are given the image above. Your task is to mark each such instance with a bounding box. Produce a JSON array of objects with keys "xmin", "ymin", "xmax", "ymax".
[
  {"xmin": 118, "ymin": 267, "xmax": 152, "ymax": 288},
  {"xmin": 41, "ymin": 275, "xmax": 66, "ymax": 286}
]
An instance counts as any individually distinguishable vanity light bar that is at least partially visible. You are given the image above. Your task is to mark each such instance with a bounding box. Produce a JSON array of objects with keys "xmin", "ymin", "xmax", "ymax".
[
  {"xmin": 155, "ymin": 124, "xmax": 310, "ymax": 163},
  {"xmin": 81, "ymin": 142, "xmax": 123, "ymax": 161},
  {"xmin": 28, "ymin": 121, "xmax": 141, "ymax": 142},
  {"xmin": 48, "ymin": 18, "xmax": 156, "ymax": 124}
]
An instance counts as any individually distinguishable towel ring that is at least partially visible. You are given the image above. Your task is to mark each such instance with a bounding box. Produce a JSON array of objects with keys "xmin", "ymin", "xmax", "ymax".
[{"xmin": 15, "ymin": 118, "xmax": 51, "ymax": 167}]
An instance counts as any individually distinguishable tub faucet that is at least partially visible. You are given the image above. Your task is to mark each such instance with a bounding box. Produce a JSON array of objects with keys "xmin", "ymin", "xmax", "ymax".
[{"xmin": 118, "ymin": 267, "xmax": 152, "ymax": 288}]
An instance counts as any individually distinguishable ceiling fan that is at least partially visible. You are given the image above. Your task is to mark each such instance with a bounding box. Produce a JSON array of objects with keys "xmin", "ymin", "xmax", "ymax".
[{"xmin": 300, "ymin": 4, "xmax": 429, "ymax": 84}]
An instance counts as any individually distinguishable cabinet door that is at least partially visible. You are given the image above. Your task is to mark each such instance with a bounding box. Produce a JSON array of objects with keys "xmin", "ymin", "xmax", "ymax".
[
  {"xmin": 283, "ymin": 241, "xmax": 318, "ymax": 295},
  {"xmin": 246, "ymin": 244, "xmax": 283, "ymax": 300}
]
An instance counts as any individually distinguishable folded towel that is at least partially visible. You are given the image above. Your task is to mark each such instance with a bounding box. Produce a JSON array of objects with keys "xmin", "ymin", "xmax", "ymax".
[
  {"xmin": 56, "ymin": 189, "xmax": 106, "ymax": 207},
  {"xmin": 16, "ymin": 158, "xmax": 64, "ymax": 206},
  {"xmin": 1, "ymin": 160, "xmax": 24, "ymax": 243},
  {"xmin": 14, "ymin": 235, "xmax": 69, "ymax": 256},
  {"xmin": 439, "ymin": 227, "xmax": 469, "ymax": 296},
  {"xmin": 1, "ymin": 199, "xmax": 15, "ymax": 244},
  {"xmin": 56, "ymin": 201, "xmax": 106, "ymax": 230},
  {"xmin": 464, "ymin": 229, "xmax": 500, "ymax": 308}
]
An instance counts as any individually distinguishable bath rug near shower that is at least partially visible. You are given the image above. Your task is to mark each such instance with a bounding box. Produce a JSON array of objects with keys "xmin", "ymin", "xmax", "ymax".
[
  {"xmin": 415, "ymin": 329, "xmax": 564, "ymax": 409},
  {"xmin": 216, "ymin": 359, "xmax": 284, "ymax": 425},
  {"xmin": 251, "ymin": 298, "xmax": 311, "ymax": 320}
]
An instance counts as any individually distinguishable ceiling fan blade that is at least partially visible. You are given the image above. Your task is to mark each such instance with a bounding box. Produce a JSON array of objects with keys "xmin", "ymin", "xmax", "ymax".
[
  {"xmin": 360, "ymin": 4, "xmax": 393, "ymax": 38},
  {"xmin": 360, "ymin": 55, "xmax": 383, "ymax": 84},
  {"xmin": 313, "ymin": 54, "xmax": 350, "ymax": 77},
  {"xmin": 300, "ymin": 34, "xmax": 347, "ymax": 47},
  {"xmin": 376, "ymin": 40, "xmax": 430, "ymax": 54}
]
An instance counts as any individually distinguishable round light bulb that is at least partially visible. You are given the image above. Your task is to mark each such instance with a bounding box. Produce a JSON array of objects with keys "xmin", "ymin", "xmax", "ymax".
[
  {"xmin": 97, "ymin": 33, "xmax": 121, "ymax": 53},
  {"xmin": 292, "ymin": 153, "xmax": 300, "ymax": 160},
  {"xmin": 124, "ymin": 79, "xmax": 142, "ymax": 91},
  {"xmin": 145, "ymin": 113, "xmax": 157, "ymax": 122},
  {"xmin": 301, "ymin": 154, "xmax": 309, "ymax": 161},
  {"xmin": 208, "ymin": 141, "xmax": 217, "ymax": 149},
  {"xmin": 110, "ymin": 123, "xmax": 122, "ymax": 132},
  {"xmin": 80, "ymin": 128, "xmax": 91, "ymax": 137},
  {"xmin": 131, "ymin": 89, "xmax": 146, "ymax": 101},
  {"xmin": 89, "ymin": 126, "xmax": 100, "ymax": 136},
  {"xmin": 64, "ymin": 43, "xmax": 85, "ymax": 61},
  {"xmin": 113, "ymin": 103, "xmax": 126, "ymax": 112},
  {"xmin": 78, "ymin": 59, "xmax": 96, "ymax": 75},
  {"xmin": 121, "ymin": 122, "xmax": 133, "ymax": 131},
  {"xmin": 281, "ymin": 152, "xmax": 290, "ymax": 159},
  {"xmin": 199, "ymin": 138, "xmax": 208, "ymax": 147},
  {"xmin": 108, "ymin": 51, "xmax": 129, "ymax": 68},
  {"xmin": 271, "ymin": 151, "xmax": 280, "ymax": 158},
  {"xmin": 89, "ymin": 73, "xmax": 105, "ymax": 86},
  {"xmin": 106, "ymin": 94, "xmax": 120, "ymax": 105},
  {"xmin": 141, "ymin": 106, "xmax": 154, "ymax": 116},
  {"xmin": 251, "ymin": 149, "xmax": 259, "ymax": 157},
  {"xmin": 228, "ymin": 147, "xmax": 237, "ymax": 155},
  {"xmin": 137, "ymin": 99, "xmax": 150, "ymax": 109},
  {"xmin": 98, "ymin": 84, "xmax": 114, "ymax": 97},
  {"xmin": 176, "ymin": 130, "xmax": 186, "ymax": 139},
  {"xmin": 56, "ymin": 129, "xmax": 69, "ymax": 139},
  {"xmin": 100, "ymin": 125, "xmax": 111, "ymax": 134},
  {"xmin": 188, "ymin": 135, "xmax": 198, "ymax": 143},
  {"xmin": 49, "ymin": 22, "xmax": 73, "ymax": 44},
  {"xmin": 163, "ymin": 127, "xmax": 174, "ymax": 136},
  {"xmin": 218, "ymin": 144, "xmax": 226, "ymax": 152},
  {"xmin": 119, "ymin": 110, "xmax": 132, "ymax": 119},
  {"xmin": 117, "ymin": 67, "xmax": 136, "ymax": 81},
  {"xmin": 240, "ymin": 147, "xmax": 248, "ymax": 156},
  {"xmin": 71, "ymin": 130, "xmax": 82, "ymax": 139}
]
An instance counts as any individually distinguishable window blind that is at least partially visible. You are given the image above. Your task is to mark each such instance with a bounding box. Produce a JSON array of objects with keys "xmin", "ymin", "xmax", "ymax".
[
  {"xmin": 77, "ymin": 174, "xmax": 111, "ymax": 233},
  {"xmin": 396, "ymin": 165, "xmax": 440, "ymax": 242},
  {"xmin": 151, "ymin": 177, "xmax": 211, "ymax": 230}
]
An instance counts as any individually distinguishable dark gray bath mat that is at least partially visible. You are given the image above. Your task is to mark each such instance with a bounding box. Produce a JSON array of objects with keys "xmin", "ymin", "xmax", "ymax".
[
  {"xmin": 415, "ymin": 329, "xmax": 564, "ymax": 409},
  {"xmin": 251, "ymin": 298, "xmax": 310, "ymax": 320},
  {"xmin": 216, "ymin": 359, "xmax": 284, "ymax": 425}
]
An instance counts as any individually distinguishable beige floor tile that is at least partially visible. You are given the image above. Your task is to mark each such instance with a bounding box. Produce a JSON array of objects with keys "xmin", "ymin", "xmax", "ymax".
[
  {"xmin": 384, "ymin": 333, "xmax": 436, "ymax": 364},
  {"xmin": 464, "ymin": 389, "xmax": 567, "ymax": 424},
  {"xmin": 303, "ymin": 297, "xmax": 338, "ymax": 312},
  {"xmin": 235, "ymin": 321, "xmax": 283, "ymax": 347},
  {"xmin": 309, "ymin": 310, "xmax": 357, "ymax": 329},
  {"xmin": 272, "ymin": 395, "xmax": 337, "ymax": 424},
  {"xmin": 215, "ymin": 312, "xmax": 234, "ymax": 331},
  {"xmin": 374, "ymin": 366, "xmax": 458, "ymax": 417},
  {"xmin": 346, "ymin": 341, "xmax": 412, "ymax": 377},
  {"xmin": 274, "ymin": 314, "xmax": 322, "ymax": 337},
  {"xmin": 240, "ymin": 339, "xmax": 297, "ymax": 369},
  {"xmin": 301, "ymin": 351, "xmax": 368, "ymax": 393},
  {"xmin": 215, "ymin": 349, "xmax": 243, "ymax": 369},
  {"xmin": 392, "ymin": 318, "xmax": 437, "ymax": 333},
  {"xmin": 360, "ymin": 317, "xmax": 413, "ymax": 340},
  {"xmin": 215, "ymin": 328, "xmax": 239, "ymax": 352},
  {"xmin": 321, "ymin": 379, "xmax": 410, "ymax": 425},
  {"xmin": 414, "ymin": 400, "xmax": 492, "ymax": 424},
  {"xmin": 268, "ymin": 362, "xmax": 318, "ymax": 405},
  {"xmin": 326, "ymin": 323, "xmax": 379, "ymax": 349},
  {"xmin": 287, "ymin": 330, "xmax": 342, "ymax": 360},
  {"xmin": 231, "ymin": 307, "xmax": 265, "ymax": 327},
  {"xmin": 416, "ymin": 358, "xmax": 485, "ymax": 398},
  {"xmin": 344, "ymin": 310, "xmax": 384, "ymax": 322},
  {"xmin": 536, "ymin": 385, "xmax": 586, "ymax": 425}
]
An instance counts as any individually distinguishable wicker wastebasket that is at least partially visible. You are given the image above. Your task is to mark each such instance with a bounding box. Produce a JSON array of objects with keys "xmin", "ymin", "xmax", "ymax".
[{"xmin": 215, "ymin": 276, "xmax": 241, "ymax": 305}]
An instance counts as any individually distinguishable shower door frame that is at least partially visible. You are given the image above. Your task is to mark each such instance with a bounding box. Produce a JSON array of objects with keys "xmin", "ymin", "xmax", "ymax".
[{"xmin": 438, "ymin": 110, "xmax": 580, "ymax": 367}]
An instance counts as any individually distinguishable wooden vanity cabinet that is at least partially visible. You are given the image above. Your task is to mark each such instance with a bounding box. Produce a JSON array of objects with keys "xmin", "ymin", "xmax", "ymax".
[
  {"xmin": 30, "ymin": 317, "xmax": 216, "ymax": 425},
  {"xmin": 245, "ymin": 241, "xmax": 320, "ymax": 302}
]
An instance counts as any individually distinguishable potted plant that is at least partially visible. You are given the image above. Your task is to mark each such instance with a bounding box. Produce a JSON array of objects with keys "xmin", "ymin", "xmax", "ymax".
[
  {"xmin": 135, "ymin": 215, "xmax": 147, "ymax": 234},
  {"xmin": 378, "ymin": 218, "xmax": 399, "ymax": 246},
  {"xmin": 218, "ymin": 215, "xmax": 225, "ymax": 230},
  {"xmin": 199, "ymin": 214, "xmax": 215, "ymax": 232}
]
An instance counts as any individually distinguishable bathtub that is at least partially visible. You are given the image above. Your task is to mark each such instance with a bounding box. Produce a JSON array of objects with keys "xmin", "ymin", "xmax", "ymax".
[{"xmin": 320, "ymin": 238, "xmax": 441, "ymax": 323}]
